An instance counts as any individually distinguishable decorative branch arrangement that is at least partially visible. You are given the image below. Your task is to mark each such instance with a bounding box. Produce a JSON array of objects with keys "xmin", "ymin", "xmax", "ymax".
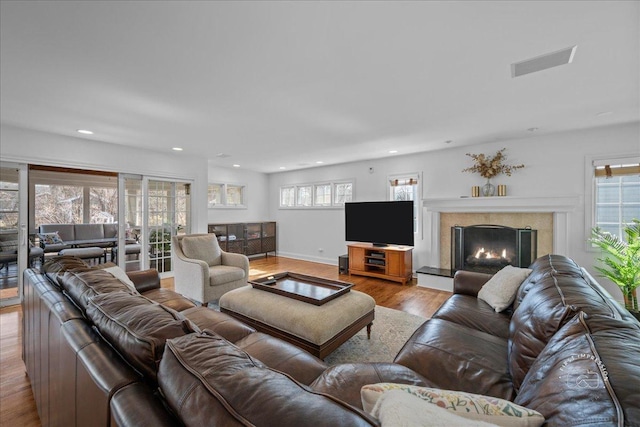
[{"xmin": 462, "ymin": 148, "xmax": 525, "ymax": 179}]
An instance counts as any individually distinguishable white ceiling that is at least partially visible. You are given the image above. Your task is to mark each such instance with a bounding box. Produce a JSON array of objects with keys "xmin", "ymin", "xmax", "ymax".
[{"xmin": 1, "ymin": 1, "xmax": 638, "ymax": 173}]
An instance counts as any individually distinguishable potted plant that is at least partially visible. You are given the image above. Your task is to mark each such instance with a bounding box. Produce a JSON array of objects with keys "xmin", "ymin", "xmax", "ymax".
[{"xmin": 590, "ymin": 219, "xmax": 640, "ymax": 319}]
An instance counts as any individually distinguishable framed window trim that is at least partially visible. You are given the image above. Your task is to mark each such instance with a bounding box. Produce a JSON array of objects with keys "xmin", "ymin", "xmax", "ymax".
[
  {"xmin": 387, "ymin": 172, "xmax": 422, "ymax": 237},
  {"xmin": 279, "ymin": 180, "xmax": 354, "ymax": 209},
  {"xmin": 208, "ymin": 182, "xmax": 247, "ymax": 209},
  {"xmin": 584, "ymin": 153, "xmax": 640, "ymax": 251}
]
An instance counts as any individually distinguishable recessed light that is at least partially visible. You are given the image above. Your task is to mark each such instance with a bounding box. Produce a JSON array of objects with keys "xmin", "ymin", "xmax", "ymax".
[
  {"xmin": 172, "ymin": 147, "xmax": 183, "ymax": 151},
  {"xmin": 77, "ymin": 129, "xmax": 93, "ymax": 135},
  {"xmin": 232, "ymin": 164, "xmax": 240, "ymax": 168},
  {"xmin": 389, "ymin": 150, "xmax": 398, "ymax": 154},
  {"xmin": 527, "ymin": 127, "xmax": 539, "ymax": 132},
  {"xmin": 279, "ymin": 166, "xmax": 286, "ymax": 170},
  {"xmin": 316, "ymin": 161, "xmax": 324, "ymax": 164}
]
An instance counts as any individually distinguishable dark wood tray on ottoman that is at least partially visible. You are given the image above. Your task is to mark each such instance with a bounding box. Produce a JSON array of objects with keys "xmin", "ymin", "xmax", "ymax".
[{"xmin": 250, "ymin": 271, "xmax": 352, "ymax": 306}]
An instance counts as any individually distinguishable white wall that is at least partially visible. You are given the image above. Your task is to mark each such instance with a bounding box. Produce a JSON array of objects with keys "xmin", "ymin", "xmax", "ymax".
[
  {"xmin": 206, "ymin": 164, "xmax": 270, "ymax": 223},
  {"xmin": 268, "ymin": 122, "xmax": 640, "ymax": 299},
  {"xmin": 0, "ymin": 124, "xmax": 210, "ymax": 233}
]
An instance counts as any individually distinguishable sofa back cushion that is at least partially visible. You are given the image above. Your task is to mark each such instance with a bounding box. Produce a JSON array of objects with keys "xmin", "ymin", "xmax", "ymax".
[
  {"xmin": 103, "ymin": 223, "xmax": 118, "ymax": 238},
  {"xmin": 58, "ymin": 268, "xmax": 138, "ymax": 312},
  {"xmin": 181, "ymin": 234, "xmax": 222, "ymax": 266},
  {"xmin": 515, "ymin": 312, "xmax": 640, "ymax": 426},
  {"xmin": 43, "ymin": 256, "xmax": 91, "ymax": 287},
  {"xmin": 86, "ymin": 292, "xmax": 194, "ymax": 384},
  {"xmin": 158, "ymin": 333, "xmax": 378, "ymax": 427},
  {"xmin": 39, "ymin": 224, "xmax": 75, "ymax": 242},
  {"xmin": 508, "ymin": 265, "xmax": 626, "ymax": 392},
  {"xmin": 74, "ymin": 223, "xmax": 105, "ymax": 241}
]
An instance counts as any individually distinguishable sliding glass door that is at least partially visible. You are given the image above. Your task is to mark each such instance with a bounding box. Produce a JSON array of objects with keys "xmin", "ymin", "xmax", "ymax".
[{"xmin": 0, "ymin": 163, "xmax": 28, "ymax": 307}]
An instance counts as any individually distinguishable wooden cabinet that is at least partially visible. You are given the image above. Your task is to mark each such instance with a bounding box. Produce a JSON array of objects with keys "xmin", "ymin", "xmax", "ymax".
[
  {"xmin": 208, "ymin": 222, "xmax": 276, "ymax": 257},
  {"xmin": 347, "ymin": 243, "xmax": 413, "ymax": 284}
]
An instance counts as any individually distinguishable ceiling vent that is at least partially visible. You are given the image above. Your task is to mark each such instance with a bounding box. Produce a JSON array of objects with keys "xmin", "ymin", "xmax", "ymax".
[{"xmin": 511, "ymin": 45, "xmax": 577, "ymax": 78}]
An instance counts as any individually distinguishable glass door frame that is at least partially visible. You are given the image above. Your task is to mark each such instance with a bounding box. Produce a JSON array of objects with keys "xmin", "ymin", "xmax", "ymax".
[{"xmin": 0, "ymin": 161, "xmax": 28, "ymax": 307}]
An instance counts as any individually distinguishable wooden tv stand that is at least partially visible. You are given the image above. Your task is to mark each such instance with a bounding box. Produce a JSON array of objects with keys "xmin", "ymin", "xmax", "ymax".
[{"xmin": 347, "ymin": 243, "xmax": 413, "ymax": 284}]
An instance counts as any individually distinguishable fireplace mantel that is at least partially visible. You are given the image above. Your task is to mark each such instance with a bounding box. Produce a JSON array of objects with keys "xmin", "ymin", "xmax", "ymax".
[
  {"xmin": 421, "ymin": 194, "xmax": 582, "ymax": 277},
  {"xmin": 423, "ymin": 195, "xmax": 581, "ymax": 213}
]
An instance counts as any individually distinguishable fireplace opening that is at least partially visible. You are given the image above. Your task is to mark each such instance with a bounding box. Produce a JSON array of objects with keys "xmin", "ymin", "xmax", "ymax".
[{"xmin": 451, "ymin": 224, "xmax": 537, "ymax": 274}]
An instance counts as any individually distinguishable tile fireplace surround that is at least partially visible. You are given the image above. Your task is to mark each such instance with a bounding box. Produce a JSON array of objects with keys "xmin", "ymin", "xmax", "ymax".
[{"xmin": 422, "ymin": 195, "xmax": 582, "ymax": 272}]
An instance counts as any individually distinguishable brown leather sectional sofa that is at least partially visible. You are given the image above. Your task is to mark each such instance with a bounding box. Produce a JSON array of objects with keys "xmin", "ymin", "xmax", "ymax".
[{"xmin": 23, "ymin": 254, "xmax": 639, "ymax": 426}]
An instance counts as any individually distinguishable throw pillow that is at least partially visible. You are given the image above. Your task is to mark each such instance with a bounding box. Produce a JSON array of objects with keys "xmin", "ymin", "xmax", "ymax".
[
  {"xmin": 103, "ymin": 265, "xmax": 137, "ymax": 292},
  {"xmin": 38, "ymin": 231, "xmax": 64, "ymax": 245},
  {"xmin": 361, "ymin": 383, "xmax": 544, "ymax": 427},
  {"xmin": 478, "ymin": 265, "xmax": 532, "ymax": 312},
  {"xmin": 181, "ymin": 235, "xmax": 222, "ymax": 266},
  {"xmin": 371, "ymin": 389, "xmax": 497, "ymax": 427}
]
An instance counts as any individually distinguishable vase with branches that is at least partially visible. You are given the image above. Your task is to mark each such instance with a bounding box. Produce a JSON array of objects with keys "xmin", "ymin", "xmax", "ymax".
[
  {"xmin": 462, "ymin": 148, "xmax": 525, "ymax": 196},
  {"xmin": 590, "ymin": 219, "xmax": 640, "ymax": 314}
]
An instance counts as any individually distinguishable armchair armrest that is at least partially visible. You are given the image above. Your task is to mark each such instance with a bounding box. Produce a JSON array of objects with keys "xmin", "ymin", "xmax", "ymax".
[
  {"xmin": 453, "ymin": 270, "xmax": 493, "ymax": 297},
  {"xmin": 221, "ymin": 251, "xmax": 249, "ymax": 275},
  {"xmin": 126, "ymin": 269, "xmax": 161, "ymax": 293}
]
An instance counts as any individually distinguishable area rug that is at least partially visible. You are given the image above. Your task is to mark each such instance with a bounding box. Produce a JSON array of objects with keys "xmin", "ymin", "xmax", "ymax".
[
  {"xmin": 324, "ymin": 306, "xmax": 427, "ymax": 366},
  {"xmin": 207, "ymin": 302, "xmax": 427, "ymax": 365}
]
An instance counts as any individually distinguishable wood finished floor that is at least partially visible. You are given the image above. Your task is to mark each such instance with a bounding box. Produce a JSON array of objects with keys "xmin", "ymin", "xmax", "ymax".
[{"xmin": 0, "ymin": 256, "xmax": 451, "ymax": 426}]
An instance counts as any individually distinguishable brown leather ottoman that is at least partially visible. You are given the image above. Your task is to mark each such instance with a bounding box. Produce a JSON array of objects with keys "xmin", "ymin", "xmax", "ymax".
[{"xmin": 219, "ymin": 285, "xmax": 375, "ymax": 359}]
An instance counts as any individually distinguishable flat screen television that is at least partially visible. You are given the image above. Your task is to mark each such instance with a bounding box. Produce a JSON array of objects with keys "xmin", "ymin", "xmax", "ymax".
[{"xmin": 345, "ymin": 201, "xmax": 414, "ymax": 247}]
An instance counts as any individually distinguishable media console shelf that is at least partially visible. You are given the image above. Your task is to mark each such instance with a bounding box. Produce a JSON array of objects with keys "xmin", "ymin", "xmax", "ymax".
[{"xmin": 347, "ymin": 243, "xmax": 413, "ymax": 284}]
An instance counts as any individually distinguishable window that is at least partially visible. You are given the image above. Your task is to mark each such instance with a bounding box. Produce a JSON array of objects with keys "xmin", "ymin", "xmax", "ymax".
[
  {"xmin": 592, "ymin": 157, "xmax": 640, "ymax": 240},
  {"xmin": 279, "ymin": 180, "xmax": 354, "ymax": 208},
  {"xmin": 388, "ymin": 174, "xmax": 420, "ymax": 233},
  {"xmin": 333, "ymin": 182, "xmax": 353, "ymax": 205},
  {"xmin": 297, "ymin": 185, "xmax": 312, "ymax": 206},
  {"xmin": 226, "ymin": 184, "xmax": 245, "ymax": 206},
  {"xmin": 280, "ymin": 186, "xmax": 295, "ymax": 207},
  {"xmin": 208, "ymin": 183, "xmax": 246, "ymax": 208},
  {"xmin": 314, "ymin": 184, "xmax": 332, "ymax": 206},
  {"xmin": 208, "ymin": 184, "xmax": 222, "ymax": 207}
]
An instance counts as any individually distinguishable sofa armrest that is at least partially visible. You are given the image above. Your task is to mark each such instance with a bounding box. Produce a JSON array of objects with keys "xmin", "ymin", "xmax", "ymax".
[
  {"xmin": 453, "ymin": 270, "xmax": 493, "ymax": 297},
  {"xmin": 126, "ymin": 269, "xmax": 161, "ymax": 293}
]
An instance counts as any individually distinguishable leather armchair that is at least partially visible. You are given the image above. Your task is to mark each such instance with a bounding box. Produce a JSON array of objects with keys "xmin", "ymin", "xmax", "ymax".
[{"xmin": 172, "ymin": 233, "xmax": 249, "ymax": 306}]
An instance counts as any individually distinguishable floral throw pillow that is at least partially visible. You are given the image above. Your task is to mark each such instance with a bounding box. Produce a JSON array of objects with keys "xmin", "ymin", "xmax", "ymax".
[
  {"xmin": 38, "ymin": 232, "xmax": 64, "ymax": 245},
  {"xmin": 361, "ymin": 383, "xmax": 544, "ymax": 427}
]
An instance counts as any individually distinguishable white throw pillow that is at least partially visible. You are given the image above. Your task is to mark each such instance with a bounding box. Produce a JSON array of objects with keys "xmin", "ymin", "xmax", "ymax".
[
  {"xmin": 361, "ymin": 383, "xmax": 544, "ymax": 427},
  {"xmin": 103, "ymin": 266, "xmax": 137, "ymax": 292},
  {"xmin": 371, "ymin": 390, "xmax": 497, "ymax": 427},
  {"xmin": 181, "ymin": 235, "xmax": 222, "ymax": 266},
  {"xmin": 477, "ymin": 265, "xmax": 532, "ymax": 312}
]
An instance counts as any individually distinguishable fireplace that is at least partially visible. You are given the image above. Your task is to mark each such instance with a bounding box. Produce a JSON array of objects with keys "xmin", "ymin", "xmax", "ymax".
[{"xmin": 451, "ymin": 224, "xmax": 537, "ymax": 274}]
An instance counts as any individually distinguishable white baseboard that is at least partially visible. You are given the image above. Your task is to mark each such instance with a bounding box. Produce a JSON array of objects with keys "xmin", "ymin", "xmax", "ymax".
[{"xmin": 274, "ymin": 251, "xmax": 338, "ymax": 266}]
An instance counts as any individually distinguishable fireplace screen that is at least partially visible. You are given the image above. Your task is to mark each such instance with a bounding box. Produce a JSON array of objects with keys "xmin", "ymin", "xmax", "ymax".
[{"xmin": 451, "ymin": 225, "xmax": 537, "ymax": 274}]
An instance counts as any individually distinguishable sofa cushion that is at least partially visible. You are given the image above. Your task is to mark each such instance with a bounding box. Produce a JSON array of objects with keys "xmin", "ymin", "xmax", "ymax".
[
  {"xmin": 508, "ymin": 270, "xmax": 626, "ymax": 392},
  {"xmin": 362, "ymin": 383, "xmax": 544, "ymax": 426},
  {"xmin": 59, "ymin": 268, "xmax": 138, "ymax": 312},
  {"xmin": 180, "ymin": 306, "xmax": 256, "ymax": 342},
  {"xmin": 0, "ymin": 238, "xmax": 18, "ymax": 253},
  {"xmin": 101, "ymin": 265, "xmax": 137, "ymax": 291},
  {"xmin": 433, "ymin": 294, "xmax": 511, "ymax": 339},
  {"xmin": 515, "ymin": 312, "xmax": 640, "ymax": 426},
  {"xmin": 42, "ymin": 255, "xmax": 92, "ymax": 286},
  {"xmin": 394, "ymin": 318, "xmax": 514, "ymax": 400},
  {"xmin": 158, "ymin": 332, "xmax": 378, "ymax": 427},
  {"xmin": 234, "ymin": 332, "xmax": 328, "ymax": 385},
  {"xmin": 74, "ymin": 223, "xmax": 105, "ymax": 241},
  {"xmin": 311, "ymin": 362, "xmax": 432, "ymax": 410},
  {"xmin": 181, "ymin": 234, "xmax": 221, "ymax": 266},
  {"xmin": 86, "ymin": 292, "xmax": 194, "ymax": 384},
  {"xmin": 478, "ymin": 265, "xmax": 532, "ymax": 312},
  {"xmin": 141, "ymin": 288, "xmax": 196, "ymax": 312}
]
